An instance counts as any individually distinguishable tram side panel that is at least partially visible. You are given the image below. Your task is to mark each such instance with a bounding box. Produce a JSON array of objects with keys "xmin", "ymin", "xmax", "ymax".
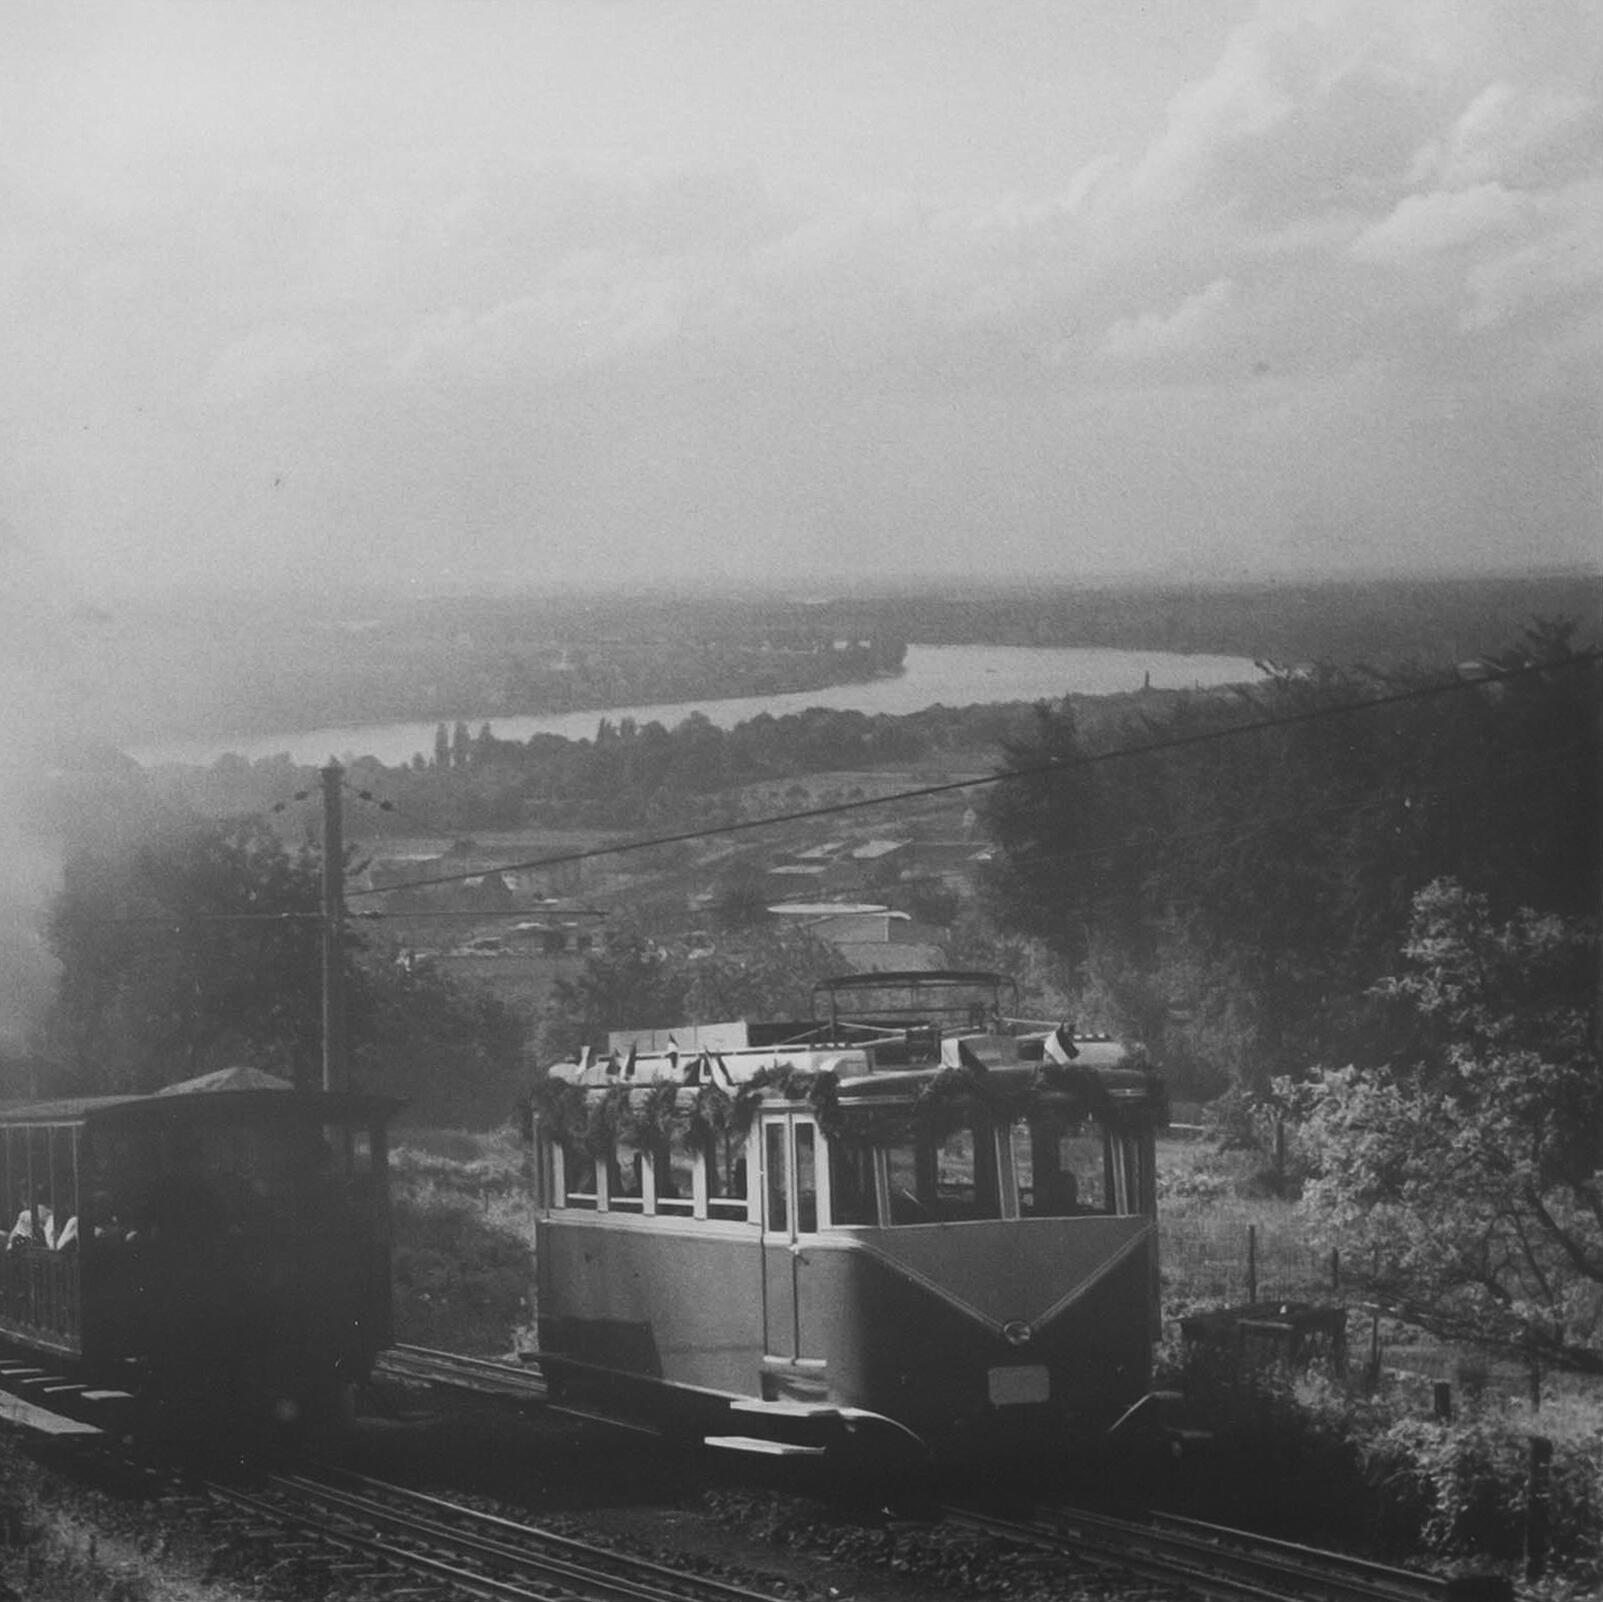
[{"xmin": 535, "ymin": 1214, "xmax": 765, "ymax": 1419}]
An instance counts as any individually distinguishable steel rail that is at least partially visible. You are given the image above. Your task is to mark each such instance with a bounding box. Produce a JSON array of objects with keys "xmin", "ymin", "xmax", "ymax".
[
  {"xmin": 208, "ymin": 1481, "xmax": 551, "ymax": 1600},
  {"xmin": 947, "ymin": 1503, "xmax": 1447, "ymax": 1602},
  {"xmin": 252, "ymin": 1469, "xmax": 788, "ymax": 1602},
  {"xmin": 295, "ymin": 1468, "xmax": 783, "ymax": 1602},
  {"xmin": 1151, "ymin": 1510, "xmax": 1448, "ymax": 1599},
  {"xmin": 379, "ymin": 1343, "xmax": 550, "ymax": 1401}
]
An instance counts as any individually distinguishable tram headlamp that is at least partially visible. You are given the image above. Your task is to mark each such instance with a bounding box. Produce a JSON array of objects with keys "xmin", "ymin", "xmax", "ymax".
[{"xmin": 1001, "ymin": 1320, "xmax": 1033, "ymax": 1347}]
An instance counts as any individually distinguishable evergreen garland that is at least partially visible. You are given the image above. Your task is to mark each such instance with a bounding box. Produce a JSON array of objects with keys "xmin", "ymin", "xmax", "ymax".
[
  {"xmin": 526, "ymin": 1052, "xmax": 1156, "ymax": 1155},
  {"xmin": 731, "ymin": 1065, "xmax": 846, "ymax": 1139}
]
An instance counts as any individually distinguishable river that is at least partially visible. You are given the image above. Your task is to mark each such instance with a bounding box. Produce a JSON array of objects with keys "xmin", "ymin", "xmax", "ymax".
[{"xmin": 135, "ymin": 644, "xmax": 1261, "ymax": 768}]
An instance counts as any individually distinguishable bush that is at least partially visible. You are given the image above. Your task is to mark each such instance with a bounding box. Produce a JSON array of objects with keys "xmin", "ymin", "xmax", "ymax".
[
  {"xmin": 389, "ymin": 1129, "xmax": 539, "ymax": 1355},
  {"xmin": 1364, "ymin": 1412, "xmax": 1602, "ymax": 1571}
]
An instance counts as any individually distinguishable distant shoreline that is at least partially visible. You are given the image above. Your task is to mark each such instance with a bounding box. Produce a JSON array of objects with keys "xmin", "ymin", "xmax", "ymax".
[{"xmin": 135, "ymin": 643, "xmax": 1262, "ymax": 769}]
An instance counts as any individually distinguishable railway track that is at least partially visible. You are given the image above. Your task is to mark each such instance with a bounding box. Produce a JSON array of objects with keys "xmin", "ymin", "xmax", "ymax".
[
  {"xmin": 206, "ymin": 1465, "xmax": 790, "ymax": 1601},
  {"xmin": 376, "ymin": 1343, "xmax": 551, "ymax": 1402},
  {"xmin": 947, "ymin": 1501, "xmax": 1458, "ymax": 1602}
]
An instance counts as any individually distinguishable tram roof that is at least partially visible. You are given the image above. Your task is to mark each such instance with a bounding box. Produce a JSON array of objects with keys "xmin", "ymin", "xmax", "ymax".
[
  {"xmin": 548, "ymin": 1031, "xmax": 1153, "ymax": 1093},
  {"xmin": 815, "ymin": 969, "xmax": 1013, "ymax": 993},
  {"xmin": 0, "ymin": 1082, "xmax": 400, "ymax": 1127}
]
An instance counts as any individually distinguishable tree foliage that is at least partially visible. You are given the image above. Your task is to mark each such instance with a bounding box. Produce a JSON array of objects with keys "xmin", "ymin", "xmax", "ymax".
[
  {"xmin": 981, "ymin": 626, "xmax": 1598, "ymax": 1095},
  {"xmin": 44, "ymin": 816, "xmax": 328, "ymax": 1093},
  {"xmin": 532, "ymin": 926, "xmax": 846, "ymax": 1065},
  {"xmin": 681, "ymin": 928, "xmax": 842, "ymax": 1026},
  {"xmin": 40, "ymin": 815, "xmax": 527, "ymax": 1118},
  {"xmin": 1289, "ymin": 881, "xmax": 1602, "ymax": 1372},
  {"xmin": 531, "ymin": 927, "xmax": 691, "ymax": 1065}
]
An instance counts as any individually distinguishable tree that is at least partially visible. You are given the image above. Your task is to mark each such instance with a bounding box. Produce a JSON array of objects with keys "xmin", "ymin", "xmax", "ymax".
[
  {"xmin": 41, "ymin": 815, "xmax": 530, "ymax": 1118},
  {"xmin": 980, "ymin": 632, "xmax": 1599, "ymax": 1093},
  {"xmin": 531, "ymin": 928, "xmax": 690, "ymax": 1064},
  {"xmin": 43, "ymin": 817, "xmax": 329, "ymax": 1093},
  {"xmin": 1289, "ymin": 881, "xmax": 1602, "ymax": 1372},
  {"xmin": 682, "ymin": 928, "xmax": 841, "ymax": 1024},
  {"xmin": 709, "ymin": 865, "xmax": 772, "ymax": 932},
  {"xmin": 354, "ymin": 957, "xmax": 528, "ymax": 1126}
]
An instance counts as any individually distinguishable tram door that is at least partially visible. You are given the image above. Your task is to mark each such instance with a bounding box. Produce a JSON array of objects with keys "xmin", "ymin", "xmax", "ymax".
[{"xmin": 760, "ymin": 1114, "xmax": 821, "ymax": 1365}]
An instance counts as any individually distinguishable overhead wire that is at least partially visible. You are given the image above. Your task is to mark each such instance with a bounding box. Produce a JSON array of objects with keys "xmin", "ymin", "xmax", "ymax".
[
  {"xmin": 87, "ymin": 652, "xmax": 1597, "ymax": 928},
  {"xmin": 343, "ymin": 651, "xmax": 1600, "ymax": 898}
]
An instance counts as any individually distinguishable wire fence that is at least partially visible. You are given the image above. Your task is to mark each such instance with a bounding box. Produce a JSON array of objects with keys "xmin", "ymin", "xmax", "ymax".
[{"xmin": 1162, "ymin": 1213, "xmax": 1344, "ymax": 1307}]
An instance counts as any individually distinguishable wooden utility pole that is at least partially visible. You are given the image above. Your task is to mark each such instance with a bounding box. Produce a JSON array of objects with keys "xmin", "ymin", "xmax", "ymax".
[{"xmin": 320, "ymin": 760, "xmax": 347, "ymax": 1093}]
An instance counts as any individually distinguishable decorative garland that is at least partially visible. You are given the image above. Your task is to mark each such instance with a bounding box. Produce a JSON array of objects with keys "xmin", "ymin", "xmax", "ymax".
[{"xmin": 524, "ymin": 1051, "xmax": 1158, "ymax": 1154}]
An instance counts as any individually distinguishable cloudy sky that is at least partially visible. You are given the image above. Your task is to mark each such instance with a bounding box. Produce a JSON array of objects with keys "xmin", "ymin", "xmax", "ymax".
[{"xmin": 3, "ymin": 0, "xmax": 1598, "ymax": 597}]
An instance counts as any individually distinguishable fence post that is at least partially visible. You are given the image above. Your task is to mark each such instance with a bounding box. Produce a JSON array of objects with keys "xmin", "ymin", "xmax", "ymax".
[
  {"xmin": 1246, "ymin": 1224, "xmax": 1257, "ymax": 1305},
  {"xmin": 1330, "ymin": 1247, "xmax": 1339, "ymax": 1292},
  {"xmin": 1433, "ymin": 1382, "xmax": 1453, "ymax": 1422}
]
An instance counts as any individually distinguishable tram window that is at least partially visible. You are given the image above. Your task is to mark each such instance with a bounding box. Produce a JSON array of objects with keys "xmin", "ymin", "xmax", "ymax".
[
  {"xmin": 933, "ymin": 1123, "xmax": 999, "ymax": 1220},
  {"xmin": 829, "ymin": 1141, "xmax": 877, "ymax": 1226},
  {"xmin": 1112, "ymin": 1133, "xmax": 1148, "ymax": 1215},
  {"xmin": 764, "ymin": 1124, "xmax": 788, "ymax": 1233},
  {"xmin": 884, "ymin": 1136, "xmax": 923, "ymax": 1223},
  {"xmin": 882, "ymin": 1121, "xmax": 1000, "ymax": 1224},
  {"xmin": 1012, "ymin": 1118, "xmax": 1114, "ymax": 1216},
  {"xmin": 607, "ymin": 1138, "xmax": 646, "ymax": 1211},
  {"xmin": 316, "ymin": 1122, "xmax": 374, "ymax": 1178},
  {"xmin": 28, "ymin": 1128, "xmax": 52, "ymax": 1240},
  {"xmin": 705, "ymin": 1131, "xmax": 749, "ymax": 1220},
  {"xmin": 50, "ymin": 1128, "xmax": 77, "ymax": 1243},
  {"xmin": 561, "ymin": 1143, "xmax": 598, "ymax": 1209},
  {"xmin": 794, "ymin": 1124, "xmax": 818, "ymax": 1234},
  {"xmin": 652, "ymin": 1133, "xmax": 695, "ymax": 1215}
]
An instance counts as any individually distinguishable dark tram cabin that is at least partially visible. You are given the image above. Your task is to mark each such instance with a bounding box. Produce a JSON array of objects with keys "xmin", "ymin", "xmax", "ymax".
[
  {"xmin": 0, "ymin": 1066, "xmax": 396, "ymax": 1435},
  {"xmin": 531, "ymin": 972, "xmax": 1167, "ymax": 1463}
]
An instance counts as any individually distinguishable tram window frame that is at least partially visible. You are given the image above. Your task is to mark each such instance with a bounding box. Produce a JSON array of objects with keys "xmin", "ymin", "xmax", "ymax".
[
  {"xmin": 0, "ymin": 1127, "xmax": 14, "ymax": 1239},
  {"xmin": 704, "ymin": 1128, "xmax": 752, "ymax": 1222},
  {"xmin": 763, "ymin": 1123, "xmax": 788, "ymax": 1234},
  {"xmin": 879, "ymin": 1116, "xmax": 1002, "ymax": 1225},
  {"xmin": 1013, "ymin": 1116, "xmax": 1115, "ymax": 1212},
  {"xmin": 558, "ymin": 1141, "xmax": 599, "ymax": 1210},
  {"xmin": 649, "ymin": 1131, "xmax": 696, "ymax": 1216},
  {"xmin": 28, "ymin": 1127, "xmax": 52, "ymax": 1243},
  {"xmin": 827, "ymin": 1138, "xmax": 878, "ymax": 1227},
  {"xmin": 794, "ymin": 1122, "xmax": 819, "ymax": 1235},
  {"xmin": 607, "ymin": 1134, "xmax": 647, "ymax": 1212},
  {"xmin": 50, "ymin": 1126, "xmax": 79, "ymax": 1251}
]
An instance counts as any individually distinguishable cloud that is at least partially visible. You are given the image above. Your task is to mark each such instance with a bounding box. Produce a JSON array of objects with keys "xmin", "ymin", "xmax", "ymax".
[
  {"xmin": 1461, "ymin": 178, "xmax": 1603, "ymax": 330},
  {"xmin": 194, "ymin": 325, "xmax": 333, "ymax": 405},
  {"xmin": 1350, "ymin": 182, "xmax": 1529, "ymax": 262},
  {"xmin": 1100, "ymin": 279, "xmax": 1236, "ymax": 362},
  {"xmin": 1, "ymin": 1, "xmax": 1598, "ymax": 596},
  {"xmin": 1415, "ymin": 81, "xmax": 1601, "ymax": 189}
]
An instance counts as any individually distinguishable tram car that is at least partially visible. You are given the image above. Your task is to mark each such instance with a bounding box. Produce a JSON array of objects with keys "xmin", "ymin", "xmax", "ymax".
[
  {"xmin": 528, "ymin": 971, "xmax": 1167, "ymax": 1465},
  {"xmin": 0, "ymin": 1065, "xmax": 396, "ymax": 1440}
]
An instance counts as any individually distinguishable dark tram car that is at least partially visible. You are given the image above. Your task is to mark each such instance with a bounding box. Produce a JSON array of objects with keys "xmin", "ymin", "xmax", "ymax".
[
  {"xmin": 0, "ymin": 1065, "xmax": 396, "ymax": 1437},
  {"xmin": 530, "ymin": 972, "xmax": 1167, "ymax": 1467}
]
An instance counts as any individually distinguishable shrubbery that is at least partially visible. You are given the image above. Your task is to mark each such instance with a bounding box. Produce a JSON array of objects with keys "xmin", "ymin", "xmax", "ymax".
[
  {"xmin": 1177, "ymin": 1359, "xmax": 1602, "ymax": 1584},
  {"xmin": 388, "ymin": 1130, "xmax": 539, "ymax": 1356}
]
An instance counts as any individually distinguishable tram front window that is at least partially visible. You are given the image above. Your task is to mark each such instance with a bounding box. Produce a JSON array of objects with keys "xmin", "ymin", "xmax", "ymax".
[
  {"xmin": 883, "ymin": 1120, "xmax": 1000, "ymax": 1224},
  {"xmin": 1012, "ymin": 1117, "xmax": 1118, "ymax": 1216}
]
